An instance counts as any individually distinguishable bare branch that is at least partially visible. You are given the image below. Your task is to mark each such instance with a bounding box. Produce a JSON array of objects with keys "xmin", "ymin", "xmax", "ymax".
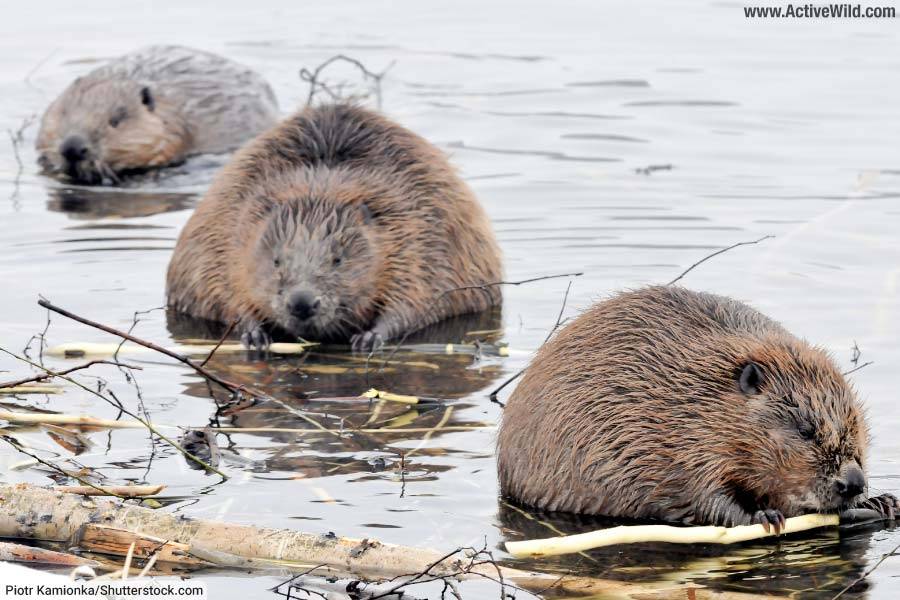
[{"xmin": 667, "ymin": 235, "xmax": 774, "ymax": 286}]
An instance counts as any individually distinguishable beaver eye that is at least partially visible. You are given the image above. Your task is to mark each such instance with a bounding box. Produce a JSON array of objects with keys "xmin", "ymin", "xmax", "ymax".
[
  {"xmin": 109, "ymin": 107, "xmax": 127, "ymax": 128},
  {"xmin": 797, "ymin": 421, "xmax": 816, "ymax": 441},
  {"xmin": 332, "ymin": 255, "xmax": 343, "ymax": 267},
  {"xmin": 273, "ymin": 257, "xmax": 281, "ymax": 267}
]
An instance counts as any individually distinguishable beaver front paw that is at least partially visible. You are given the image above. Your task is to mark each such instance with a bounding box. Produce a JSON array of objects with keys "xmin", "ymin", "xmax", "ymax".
[
  {"xmin": 856, "ymin": 493, "xmax": 899, "ymax": 521},
  {"xmin": 240, "ymin": 321, "xmax": 272, "ymax": 351},
  {"xmin": 351, "ymin": 330, "xmax": 384, "ymax": 353},
  {"xmin": 752, "ymin": 508, "xmax": 786, "ymax": 534}
]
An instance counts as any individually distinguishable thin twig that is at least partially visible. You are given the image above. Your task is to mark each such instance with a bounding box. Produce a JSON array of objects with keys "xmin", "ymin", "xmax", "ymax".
[
  {"xmin": 489, "ymin": 279, "xmax": 574, "ymax": 404},
  {"xmin": 436, "ymin": 272, "xmax": 583, "ymax": 302},
  {"xmin": 0, "ymin": 436, "xmax": 126, "ymax": 500},
  {"xmin": 0, "ymin": 360, "xmax": 142, "ymax": 389},
  {"xmin": 38, "ymin": 299, "xmax": 240, "ymax": 395},
  {"xmin": 199, "ymin": 320, "xmax": 239, "ymax": 368},
  {"xmin": 843, "ymin": 361, "xmax": 873, "ymax": 377},
  {"xmin": 667, "ymin": 235, "xmax": 774, "ymax": 286},
  {"xmin": 831, "ymin": 541, "xmax": 900, "ymax": 599},
  {"xmin": 0, "ymin": 346, "xmax": 227, "ymax": 478},
  {"xmin": 300, "ymin": 55, "xmax": 395, "ymax": 109}
]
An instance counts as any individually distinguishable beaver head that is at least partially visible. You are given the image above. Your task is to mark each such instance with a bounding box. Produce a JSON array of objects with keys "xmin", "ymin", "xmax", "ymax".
[
  {"xmin": 36, "ymin": 77, "xmax": 192, "ymax": 185},
  {"xmin": 249, "ymin": 199, "xmax": 380, "ymax": 340},
  {"xmin": 720, "ymin": 337, "xmax": 869, "ymax": 517}
]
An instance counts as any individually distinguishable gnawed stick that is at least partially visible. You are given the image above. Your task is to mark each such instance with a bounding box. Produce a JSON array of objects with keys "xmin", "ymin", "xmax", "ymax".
[
  {"xmin": 46, "ymin": 342, "xmax": 313, "ymax": 359},
  {"xmin": 56, "ymin": 485, "xmax": 166, "ymax": 498},
  {"xmin": 0, "ymin": 409, "xmax": 150, "ymax": 430},
  {"xmin": 0, "ymin": 484, "xmax": 774, "ymax": 599},
  {"xmin": 504, "ymin": 514, "xmax": 839, "ymax": 558}
]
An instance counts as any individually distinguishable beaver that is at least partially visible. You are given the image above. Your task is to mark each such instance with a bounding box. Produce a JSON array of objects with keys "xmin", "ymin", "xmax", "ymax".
[
  {"xmin": 497, "ymin": 286, "xmax": 898, "ymax": 531},
  {"xmin": 36, "ymin": 45, "xmax": 278, "ymax": 185},
  {"xmin": 165, "ymin": 103, "xmax": 503, "ymax": 351}
]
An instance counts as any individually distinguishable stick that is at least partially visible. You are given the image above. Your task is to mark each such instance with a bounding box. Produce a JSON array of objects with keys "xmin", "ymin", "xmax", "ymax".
[
  {"xmin": 55, "ymin": 485, "xmax": 165, "ymax": 498},
  {"xmin": 0, "ymin": 409, "xmax": 156, "ymax": 429},
  {"xmin": 667, "ymin": 235, "xmax": 774, "ymax": 286},
  {"xmin": 47, "ymin": 341, "xmax": 312, "ymax": 358},
  {"xmin": 0, "ymin": 359, "xmax": 142, "ymax": 389},
  {"xmin": 504, "ymin": 513, "xmax": 839, "ymax": 558},
  {"xmin": 0, "ymin": 540, "xmax": 99, "ymax": 567},
  {"xmin": 37, "ymin": 299, "xmax": 243, "ymax": 394}
]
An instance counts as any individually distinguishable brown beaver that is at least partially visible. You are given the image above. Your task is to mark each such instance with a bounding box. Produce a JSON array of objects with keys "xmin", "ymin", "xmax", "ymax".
[
  {"xmin": 36, "ymin": 45, "xmax": 278, "ymax": 185},
  {"xmin": 497, "ymin": 286, "xmax": 897, "ymax": 531},
  {"xmin": 166, "ymin": 103, "xmax": 503, "ymax": 351}
]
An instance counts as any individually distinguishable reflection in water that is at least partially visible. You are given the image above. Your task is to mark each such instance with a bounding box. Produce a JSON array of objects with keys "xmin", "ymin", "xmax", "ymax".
[
  {"xmin": 168, "ymin": 308, "xmax": 504, "ymax": 481},
  {"xmin": 46, "ymin": 187, "xmax": 196, "ymax": 220},
  {"xmin": 497, "ymin": 502, "xmax": 884, "ymax": 599}
]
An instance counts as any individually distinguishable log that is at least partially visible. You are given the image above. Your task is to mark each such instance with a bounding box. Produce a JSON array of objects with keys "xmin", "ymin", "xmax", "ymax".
[
  {"xmin": 0, "ymin": 410, "xmax": 148, "ymax": 430},
  {"xmin": 504, "ymin": 514, "xmax": 840, "ymax": 558},
  {"xmin": 0, "ymin": 484, "xmax": 773, "ymax": 599}
]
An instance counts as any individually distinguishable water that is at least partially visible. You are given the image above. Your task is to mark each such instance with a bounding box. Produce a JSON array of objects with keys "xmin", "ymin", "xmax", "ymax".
[{"xmin": 1, "ymin": 1, "xmax": 898, "ymax": 597}]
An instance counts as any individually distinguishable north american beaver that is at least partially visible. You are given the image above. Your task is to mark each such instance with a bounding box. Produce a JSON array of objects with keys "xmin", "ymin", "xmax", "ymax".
[
  {"xmin": 166, "ymin": 103, "xmax": 502, "ymax": 351},
  {"xmin": 497, "ymin": 286, "xmax": 897, "ymax": 531},
  {"xmin": 36, "ymin": 45, "xmax": 278, "ymax": 185}
]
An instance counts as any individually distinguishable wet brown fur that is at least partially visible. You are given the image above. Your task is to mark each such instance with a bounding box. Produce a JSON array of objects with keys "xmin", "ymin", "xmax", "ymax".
[
  {"xmin": 498, "ymin": 286, "xmax": 876, "ymax": 525},
  {"xmin": 166, "ymin": 103, "xmax": 502, "ymax": 344}
]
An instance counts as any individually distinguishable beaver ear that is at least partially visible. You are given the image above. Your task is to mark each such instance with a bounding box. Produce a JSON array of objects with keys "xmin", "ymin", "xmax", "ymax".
[
  {"xmin": 140, "ymin": 87, "xmax": 155, "ymax": 112},
  {"xmin": 738, "ymin": 362, "xmax": 763, "ymax": 396},
  {"xmin": 359, "ymin": 203, "xmax": 373, "ymax": 225}
]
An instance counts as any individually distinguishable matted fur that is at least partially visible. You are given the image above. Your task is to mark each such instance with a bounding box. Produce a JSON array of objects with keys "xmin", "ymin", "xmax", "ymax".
[
  {"xmin": 36, "ymin": 45, "xmax": 278, "ymax": 184},
  {"xmin": 498, "ymin": 286, "xmax": 880, "ymax": 525},
  {"xmin": 166, "ymin": 103, "xmax": 502, "ymax": 344}
]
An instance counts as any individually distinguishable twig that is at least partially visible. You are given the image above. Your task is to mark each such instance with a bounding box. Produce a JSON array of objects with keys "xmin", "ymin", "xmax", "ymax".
[
  {"xmin": 436, "ymin": 272, "xmax": 583, "ymax": 303},
  {"xmin": 667, "ymin": 235, "xmax": 774, "ymax": 286},
  {"xmin": 0, "ymin": 436, "xmax": 126, "ymax": 499},
  {"xmin": 199, "ymin": 320, "xmax": 238, "ymax": 368},
  {"xmin": 0, "ymin": 346, "xmax": 227, "ymax": 478},
  {"xmin": 488, "ymin": 279, "xmax": 574, "ymax": 404},
  {"xmin": 831, "ymin": 540, "xmax": 900, "ymax": 599},
  {"xmin": 300, "ymin": 55, "xmax": 395, "ymax": 109},
  {"xmin": 38, "ymin": 299, "xmax": 241, "ymax": 396},
  {"xmin": 843, "ymin": 361, "xmax": 873, "ymax": 376},
  {"xmin": 0, "ymin": 360, "xmax": 142, "ymax": 389}
]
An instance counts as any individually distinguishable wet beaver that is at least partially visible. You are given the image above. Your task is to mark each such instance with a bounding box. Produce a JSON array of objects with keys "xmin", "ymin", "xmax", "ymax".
[
  {"xmin": 166, "ymin": 103, "xmax": 502, "ymax": 351},
  {"xmin": 36, "ymin": 45, "xmax": 278, "ymax": 185},
  {"xmin": 497, "ymin": 286, "xmax": 897, "ymax": 531}
]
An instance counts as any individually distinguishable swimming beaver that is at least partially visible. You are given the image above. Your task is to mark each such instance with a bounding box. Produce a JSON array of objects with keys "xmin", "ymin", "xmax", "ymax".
[
  {"xmin": 497, "ymin": 286, "xmax": 897, "ymax": 531},
  {"xmin": 36, "ymin": 45, "xmax": 278, "ymax": 185},
  {"xmin": 166, "ymin": 104, "xmax": 502, "ymax": 351}
]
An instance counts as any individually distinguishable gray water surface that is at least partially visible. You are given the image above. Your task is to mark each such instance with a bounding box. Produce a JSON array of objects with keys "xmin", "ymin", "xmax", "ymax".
[{"xmin": 1, "ymin": 1, "xmax": 899, "ymax": 598}]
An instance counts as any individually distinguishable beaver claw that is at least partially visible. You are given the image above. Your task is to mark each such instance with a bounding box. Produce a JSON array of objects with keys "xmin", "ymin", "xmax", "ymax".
[
  {"xmin": 240, "ymin": 322, "xmax": 271, "ymax": 352},
  {"xmin": 753, "ymin": 509, "xmax": 786, "ymax": 534},
  {"xmin": 856, "ymin": 493, "xmax": 899, "ymax": 521},
  {"xmin": 351, "ymin": 330, "xmax": 384, "ymax": 353}
]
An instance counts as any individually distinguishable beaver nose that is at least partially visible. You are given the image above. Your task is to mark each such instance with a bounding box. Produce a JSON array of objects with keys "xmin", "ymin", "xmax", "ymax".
[
  {"xmin": 288, "ymin": 291, "xmax": 320, "ymax": 321},
  {"xmin": 60, "ymin": 135, "xmax": 89, "ymax": 164},
  {"xmin": 835, "ymin": 465, "xmax": 866, "ymax": 500}
]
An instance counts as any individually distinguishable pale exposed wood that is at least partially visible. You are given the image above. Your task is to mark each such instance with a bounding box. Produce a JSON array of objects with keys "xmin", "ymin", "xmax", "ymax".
[
  {"xmin": 55, "ymin": 485, "xmax": 166, "ymax": 498},
  {"xmin": 0, "ymin": 540, "xmax": 99, "ymax": 567},
  {"xmin": 75, "ymin": 524, "xmax": 209, "ymax": 566},
  {"xmin": 504, "ymin": 514, "xmax": 840, "ymax": 558}
]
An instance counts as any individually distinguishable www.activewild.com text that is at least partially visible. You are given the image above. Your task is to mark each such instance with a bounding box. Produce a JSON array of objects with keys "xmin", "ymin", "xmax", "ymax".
[{"xmin": 744, "ymin": 3, "xmax": 896, "ymax": 18}]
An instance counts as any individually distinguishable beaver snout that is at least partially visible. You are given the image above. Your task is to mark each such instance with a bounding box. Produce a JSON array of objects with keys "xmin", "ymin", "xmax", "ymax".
[
  {"xmin": 834, "ymin": 463, "xmax": 866, "ymax": 501},
  {"xmin": 60, "ymin": 134, "xmax": 90, "ymax": 166},
  {"xmin": 287, "ymin": 290, "xmax": 320, "ymax": 321}
]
